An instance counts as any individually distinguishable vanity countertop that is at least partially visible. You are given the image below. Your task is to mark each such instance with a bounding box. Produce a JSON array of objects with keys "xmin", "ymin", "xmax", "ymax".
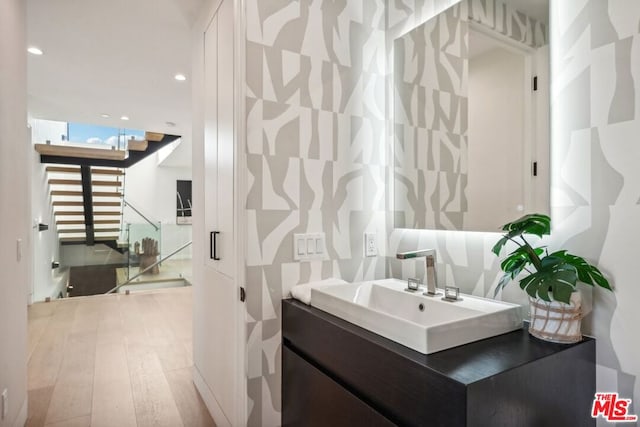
[
  {"xmin": 283, "ymin": 299, "xmax": 593, "ymax": 384},
  {"xmin": 283, "ymin": 299, "xmax": 596, "ymax": 427}
]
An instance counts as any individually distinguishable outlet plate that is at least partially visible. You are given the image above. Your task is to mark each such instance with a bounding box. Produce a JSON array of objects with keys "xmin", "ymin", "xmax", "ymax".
[
  {"xmin": 364, "ymin": 232, "xmax": 377, "ymax": 257},
  {"xmin": 2, "ymin": 388, "xmax": 7, "ymax": 420}
]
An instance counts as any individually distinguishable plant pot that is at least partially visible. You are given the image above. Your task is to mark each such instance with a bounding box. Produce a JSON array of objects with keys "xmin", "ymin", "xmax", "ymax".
[{"xmin": 528, "ymin": 291, "xmax": 583, "ymax": 343}]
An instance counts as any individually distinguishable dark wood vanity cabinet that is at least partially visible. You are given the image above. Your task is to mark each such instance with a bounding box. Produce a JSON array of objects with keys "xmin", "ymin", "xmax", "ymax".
[{"xmin": 282, "ymin": 299, "xmax": 596, "ymax": 427}]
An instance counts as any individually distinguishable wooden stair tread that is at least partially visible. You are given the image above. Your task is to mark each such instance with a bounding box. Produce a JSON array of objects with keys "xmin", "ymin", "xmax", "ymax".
[
  {"xmin": 51, "ymin": 190, "xmax": 83, "ymax": 196},
  {"xmin": 91, "ymin": 168, "xmax": 124, "ymax": 176},
  {"xmin": 48, "ymin": 179, "xmax": 122, "ymax": 187},
  {"xmin": 55, "ymin": 211, "xmax": 121, "ymax": 216},
  {"xmin": 56, "ymin": 220, "xmax": 84, "ymax": 225},
  {"xmin": 92, "ymin": 180, "xmax": 123, "ymax": 187},
  {"xmin": 48, "ymin": 179, "xmax": 81, "ymax": 185},
  {"xmin": 58, "ymin": 228, "xmax": 120, "ymax": 234},
  {"xmin": 54, "ymin": 201, "xmax": 124, "ymax": 208},
  {"xmin": 54, "ymin": 211, "xmax": 84, "ymax": 216},
  {"xmin": 52, "ymin": 201, "xmax": 83, "ymax": 207},
  {"xmin": 35, "ymin": 144, "xmax": 127, "ymax": 161},
  {"xmin": 92, "ymin": 191, "xmax": 122, "ymax": 197},
  {"xmin": 46, "ymin": 167, "xmax": 124, "ymax": 176},
  {"xmin": 127, "ymin": 139, "xmax": 149, "ymax": 151},
  {"xmin": 145, "ymin": 132, "xmax": 164, "ymax": 142},
  {"xmin": 57, "ymin": 219, "xmax": 120, "ymax": 225},
  {"xmin": 46, "ymin": 166, "xmax": 80, "ymax": 174},
  {"xmin": 93, "ymin": 211, "xmax": 121, "ymax": 216},
  {"xmin": 60, "ymin": 236, "xmax": 120, "ymax": 243},
  {"xmin": 51, "ymin": 190, "xmax": 121, "ymax": 197},
  {"xmin": 94, "ymin": 201, "xmax": 121, "ymax": 206}
]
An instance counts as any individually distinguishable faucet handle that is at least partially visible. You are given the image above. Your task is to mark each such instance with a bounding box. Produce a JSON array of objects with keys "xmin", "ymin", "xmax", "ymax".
[
  {"xmin": 442, "ymin": 286, "xmax": 463, "ymax": 302},
  {"xmin": 405, "ymin": 277, "xmax": 422, "ymax": 292}
]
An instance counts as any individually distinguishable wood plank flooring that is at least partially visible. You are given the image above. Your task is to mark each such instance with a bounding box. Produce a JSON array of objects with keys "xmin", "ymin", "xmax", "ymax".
[{"xmin": 26, "ymin": 287, "xmax": 215, "ymax": 427}]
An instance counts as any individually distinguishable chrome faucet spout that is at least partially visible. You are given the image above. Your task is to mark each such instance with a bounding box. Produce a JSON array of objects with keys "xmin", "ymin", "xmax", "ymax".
[
  {"xmin": 396, "ymin": 249, "xmax": 435, "ymax": 259},
  {"xmin": 396, "ymin": 249, "xmax": 440, "ymax": 296}
]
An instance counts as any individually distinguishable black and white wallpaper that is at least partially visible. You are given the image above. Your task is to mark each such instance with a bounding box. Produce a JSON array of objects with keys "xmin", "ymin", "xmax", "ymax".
[
  {"xmin": 245, "ymin": 1, "xmax": 387, "ymax": 424},
  {"xmin": 242, "ymin": 0, "xmax": 640, "ymax": 424},
  {"xmin": 393, "ymin": 0, "xmax": 548, "ymax": 230}
]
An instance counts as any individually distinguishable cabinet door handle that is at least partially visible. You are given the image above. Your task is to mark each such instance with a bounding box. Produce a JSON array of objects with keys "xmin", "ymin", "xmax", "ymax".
[{"xmin": 210, "ymin": 231, "xmax": 220, "ymax": 260}]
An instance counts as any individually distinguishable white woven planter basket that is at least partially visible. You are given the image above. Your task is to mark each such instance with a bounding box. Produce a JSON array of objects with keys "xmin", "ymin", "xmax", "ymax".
[{"xmin": 528, "ymin": 292, "xmax": 583, "ymax": 344}]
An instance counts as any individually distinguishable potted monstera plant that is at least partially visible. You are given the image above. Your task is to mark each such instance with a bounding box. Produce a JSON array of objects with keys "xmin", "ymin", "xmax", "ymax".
[{"xmin": 492, "ymin": 213, "xmax": 612, "ymax": 343}]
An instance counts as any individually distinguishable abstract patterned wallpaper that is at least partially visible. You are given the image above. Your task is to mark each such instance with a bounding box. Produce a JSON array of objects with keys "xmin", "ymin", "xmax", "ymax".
[
  {"xmin": 386, "ymin": 0, "xmax": 513, "ymax": 318},
  {"xmin": 243, "ymin": 0, "xmax": 639, "ymax": 425},
  {"xmin": 389, "ymin": 0, "xmax": 639, "ymax": 419},
  {"xmin": 393, "ymin": 2, "xmax": 469, "ymax": 230},
  {"xmin": 550, "ymin": 0, "xmax": 639, "ymax": 415},
  {"xmin": 393, "ymin": 0, "xmax": 548, "ymax": 230},
  {"xmin": 244, "ymin": 1, "xmax": 387, "ymax": 424},
  {"xmin": 468, "ymin": 0, "xmax": 547, "ymax": 49}
]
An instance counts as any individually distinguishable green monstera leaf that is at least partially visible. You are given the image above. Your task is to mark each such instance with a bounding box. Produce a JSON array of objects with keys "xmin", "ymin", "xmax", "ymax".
[
  {"xmin": 494, "ymin": 246, "xmax": 545, "ymax": 297},
  {"xmin": 518, "ymin": 256, "xmax": 577, "ymax": 304},
  {"xmin": 492, "ymin": 213, "xmax": 551, "ymax": 257},
  {"xmin": 492, "ymin": 213, "xmax": 612, "ymax": 303},
  {"xmin": 548, "ymin": 250, "xmax": 612, "ymax": 291}
]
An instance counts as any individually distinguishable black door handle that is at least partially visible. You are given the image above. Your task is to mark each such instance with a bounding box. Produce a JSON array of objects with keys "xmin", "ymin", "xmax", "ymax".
[{"xmin": 210, "ymin": 231, "xmax": 220, "ymax": 260}]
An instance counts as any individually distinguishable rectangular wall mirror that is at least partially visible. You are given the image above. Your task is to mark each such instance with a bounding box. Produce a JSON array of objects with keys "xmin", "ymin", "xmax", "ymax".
[{"xmin": 393, "ymin": 0, "xmax": 550, "ymax": 232}]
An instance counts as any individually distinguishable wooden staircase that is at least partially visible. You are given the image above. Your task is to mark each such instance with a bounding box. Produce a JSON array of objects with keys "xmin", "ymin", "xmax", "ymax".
[
  {"xmin": 37, "ymin": 131, "xmax": 180, "ymax": 248},
  {"xmin": 47, "ymin": 166, "xmax": 125, "ymax": 246},
  {"xmin": 35, "ymin": 132, "xmax": 180, "ymax": 168}
]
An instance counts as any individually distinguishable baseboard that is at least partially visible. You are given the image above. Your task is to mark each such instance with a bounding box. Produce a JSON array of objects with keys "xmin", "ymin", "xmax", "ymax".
[
  {"xmin": 14, "ymin": 396, "xmax": 27, "ymax": 427},
  {"xmin": 192, "ymin": 366, "xmax": 231, "ymax": 427}
]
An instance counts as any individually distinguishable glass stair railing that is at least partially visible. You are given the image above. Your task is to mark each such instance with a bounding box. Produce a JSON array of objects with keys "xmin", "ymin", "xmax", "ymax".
[{"xmin": 108, "ymin": 240, "xmax": 192, "ymax": 294}]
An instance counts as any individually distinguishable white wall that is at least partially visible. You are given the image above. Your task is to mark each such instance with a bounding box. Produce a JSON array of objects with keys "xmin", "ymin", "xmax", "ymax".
[
  {"xmin": 467, "ymin": 45, "xmax": 526, "ymax": 230},
  {"xmin": 0, "ymin": 0, "xmax": 29, "ymax": 425},
  {"xmin": 124, "ymin": 152, "xmax": 192, "ymax": 258},
  {"xmin": 30, "ymin": 118, "xmax": 67, "ymax": 143},
  {"xmin": 30, "ymin": 119, "xmax": 65, "ymax": 302}
]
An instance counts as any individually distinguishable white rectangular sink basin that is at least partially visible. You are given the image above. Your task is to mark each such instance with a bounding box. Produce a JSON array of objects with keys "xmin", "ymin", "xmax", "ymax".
[{"xmin": 310, "ymin": 278, "xmax": 523, "ymax": 354}]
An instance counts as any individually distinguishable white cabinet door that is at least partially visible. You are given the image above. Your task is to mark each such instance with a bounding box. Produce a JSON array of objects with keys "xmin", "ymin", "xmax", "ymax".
[
  {"xmin": 204, "ymin": 12, "xmax": 219, "ymax": 271},
  {"xmin": 197, "ymin": 2, "xmax": 238, "ymax": 423},
  {"xmin": 216, "ymin": 0, "xmax": 235, "ymax": 279}
]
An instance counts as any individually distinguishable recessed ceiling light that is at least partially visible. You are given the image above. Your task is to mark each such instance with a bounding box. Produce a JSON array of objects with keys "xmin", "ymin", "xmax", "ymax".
[
  {"xmin": 120, "ymin": 116, "xmax": 129, "ymax": 121},
  {"xmin": 101, "ymin": 114, "xmax": 110, "ymax": 118},
  {"xmin": 28, "ymin": 47, "xmax": 44, "ymax": 55},
  {"xmin": 174, "ymin": 74, "xmax": 187, "ymax": 81}
]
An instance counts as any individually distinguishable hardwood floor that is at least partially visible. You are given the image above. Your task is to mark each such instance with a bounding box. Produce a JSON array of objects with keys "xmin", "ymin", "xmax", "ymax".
[{"xmin": 26, "ymin": 287, "xmax": 215, "ymax": 427}]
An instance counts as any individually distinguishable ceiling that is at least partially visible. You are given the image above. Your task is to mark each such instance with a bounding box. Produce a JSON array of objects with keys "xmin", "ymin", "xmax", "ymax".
[
  {"xmin": 26, "ymin": 0, "xmax": 205, "ymax": 166},
  {"xmin": 26, "ymin": 0, "xmax": 546, "ymax": 169}
]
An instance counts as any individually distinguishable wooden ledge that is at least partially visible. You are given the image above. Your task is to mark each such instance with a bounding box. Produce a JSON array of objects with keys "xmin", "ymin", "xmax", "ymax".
[{"xmin": 35, "ymin": 144, "xmax": 127, "ymax": 161}]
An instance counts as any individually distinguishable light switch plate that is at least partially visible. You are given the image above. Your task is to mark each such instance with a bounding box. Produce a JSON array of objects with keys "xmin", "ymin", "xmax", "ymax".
[
  {"xmin": 294, "ymin": 233, "xmax": 326, "ymax": 261},
  {"xmin": 364, "ymin": 232, "xmax": 377, "ymax": 257},
  {"xmin": 293, "ymin": 234, "xmax": 305, "ymax": 260}
]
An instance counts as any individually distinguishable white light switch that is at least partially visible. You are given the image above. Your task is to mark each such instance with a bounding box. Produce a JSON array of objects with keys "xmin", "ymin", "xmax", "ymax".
[
  {"xmin": 294, "ymin": 234, "xmax": 305, "ymax": 260},
  {"xmin": 293, "ymin": 233, "xmax": 326, "ymax": 261}
]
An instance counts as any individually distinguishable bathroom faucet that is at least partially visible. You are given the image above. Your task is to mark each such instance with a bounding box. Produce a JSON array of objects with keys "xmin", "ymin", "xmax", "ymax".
[{"xmin": 396, "ymin": 249, "xmax": 440, "ymax": 296}]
